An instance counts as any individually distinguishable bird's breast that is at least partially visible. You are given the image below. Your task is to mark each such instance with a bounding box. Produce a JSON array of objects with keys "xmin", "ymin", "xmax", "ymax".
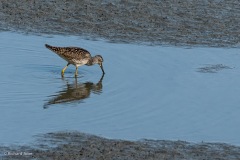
[{"xmin": 74, "ymin": 58, "xmax": 90, "ymax": 67}]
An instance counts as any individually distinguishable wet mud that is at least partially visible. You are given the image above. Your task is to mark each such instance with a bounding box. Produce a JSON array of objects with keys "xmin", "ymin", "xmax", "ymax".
[
  {"xmin": 0, "ymin": 0, "xmax": 240, "ymax": 47},
  {"xmin": 197, "ymin": 64, "xmax": 233, "ymax": 73},
  {"xmin": 1, "ymin": 132, "xmax": 240, "ymax": 160}
]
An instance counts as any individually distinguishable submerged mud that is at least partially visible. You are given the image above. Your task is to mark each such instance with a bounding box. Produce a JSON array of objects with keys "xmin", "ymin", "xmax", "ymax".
[
  {"xmin": 1, "ymin": 132, "xmax": 240, "ymax": 160},
  {"xmin": 0, "ymin": 0, "xmax": 240, "ymax": 47}
]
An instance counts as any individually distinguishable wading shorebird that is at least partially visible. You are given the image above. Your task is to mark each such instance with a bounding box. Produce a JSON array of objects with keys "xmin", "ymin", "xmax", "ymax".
[{"xmin": 45, "ymin": 44, "xmax": 105, "ymax": 77}]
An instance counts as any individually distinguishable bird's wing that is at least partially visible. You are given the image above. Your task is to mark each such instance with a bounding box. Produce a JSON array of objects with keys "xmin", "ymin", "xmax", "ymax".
[
  {"xmin": 46, "ymin": 44, "xmax": 91, "ymax": 62},
  {"xmin": 59, "ymin": 47, "xmax": 91, "ymax": 60}
]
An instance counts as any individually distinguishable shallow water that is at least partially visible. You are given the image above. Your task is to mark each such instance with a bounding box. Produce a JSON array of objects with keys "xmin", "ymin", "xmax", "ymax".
[{"xmin": 0, "ymin": 32, "xmax": 240, "ymax": 146}]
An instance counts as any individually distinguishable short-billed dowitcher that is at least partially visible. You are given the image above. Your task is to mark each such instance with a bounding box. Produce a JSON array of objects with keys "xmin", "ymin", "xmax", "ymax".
[{"xmin": 45, "ymin": 44, "xmax": 105, "ymax": 77}]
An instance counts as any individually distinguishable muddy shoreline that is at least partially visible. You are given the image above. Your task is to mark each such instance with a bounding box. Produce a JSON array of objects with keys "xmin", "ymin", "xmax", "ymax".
[
  {"xmin": 0, "ymin": 0, "xmax": 240, "ymax": 47},
  {"xmin": 1, "ymin": 132, "xmax": 240, "ymax": 160}
]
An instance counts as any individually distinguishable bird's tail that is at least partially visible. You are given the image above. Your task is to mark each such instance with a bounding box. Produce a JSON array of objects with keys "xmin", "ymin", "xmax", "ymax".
[
  {"xmin": 45, "ymin": 44, "xmax": 60, "ymax": 53},
  {"xmin": 45, "ymin": 44, "xmax": 53, "ymax": 50}
]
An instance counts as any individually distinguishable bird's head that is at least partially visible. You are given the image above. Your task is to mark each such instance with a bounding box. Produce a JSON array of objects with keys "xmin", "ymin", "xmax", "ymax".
[{"xmin": 93, "ymin": 55, "xmax": 105, "ymax": 74}]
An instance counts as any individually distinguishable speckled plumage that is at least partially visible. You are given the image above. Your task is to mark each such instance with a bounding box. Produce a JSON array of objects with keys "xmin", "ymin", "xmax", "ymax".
[{"xmin": 45, "ymin": 44, "xmax": 105, "ymax": 77}]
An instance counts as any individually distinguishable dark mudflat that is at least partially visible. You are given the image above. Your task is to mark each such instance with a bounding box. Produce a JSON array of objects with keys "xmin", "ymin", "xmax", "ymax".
[
  {"xmin": 0, "ymin": 0, "xmax": 239, "ymax": 47},
  {"xmin": 1, "ymin": 132, "xmax": 240, "ymax": 160}
]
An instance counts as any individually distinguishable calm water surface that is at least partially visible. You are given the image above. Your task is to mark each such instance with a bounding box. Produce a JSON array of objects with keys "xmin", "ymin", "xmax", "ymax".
[{"xmin": 0, "ymin": 32, "xmax": 240, "ymax": 146}]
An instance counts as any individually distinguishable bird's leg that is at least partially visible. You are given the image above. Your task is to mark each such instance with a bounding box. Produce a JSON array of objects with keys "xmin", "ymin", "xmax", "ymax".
[
  {"xmin": 74, "ymin": 76, "xmax": 78, "ymax": 88},
  {"xmin": 75, "ymin": 66, "xmax": 78, "ymax": 77},
  {"xmin": 61, "ymin": 63, "xmax": 70, "ymax": 77}
]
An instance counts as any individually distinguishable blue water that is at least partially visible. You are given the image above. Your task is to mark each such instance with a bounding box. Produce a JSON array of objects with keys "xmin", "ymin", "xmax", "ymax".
[{"xmin": 0, "ymin": 32, "xmax": 240, "ymax": 146}]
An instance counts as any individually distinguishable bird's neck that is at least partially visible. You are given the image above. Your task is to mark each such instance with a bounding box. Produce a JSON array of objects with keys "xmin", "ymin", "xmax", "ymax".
[{"xmin": 86, "ymin": 57, "xmax": 98, "ymax": 66}]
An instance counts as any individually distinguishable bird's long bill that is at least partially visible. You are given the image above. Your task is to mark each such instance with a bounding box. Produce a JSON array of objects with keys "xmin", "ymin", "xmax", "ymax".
[{"xmin": 100, "ymin": 64, "xmax": 105, "ymax": 74}]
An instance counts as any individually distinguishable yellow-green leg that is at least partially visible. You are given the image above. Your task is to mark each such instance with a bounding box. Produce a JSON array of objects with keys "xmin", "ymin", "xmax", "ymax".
[
  {"xmin": 61, "ymin": 63, "xmax": 70, "ymax": 77},
  {"xmin": 75, "ymin": 66, "xmax": 78, "ymax": 77}
]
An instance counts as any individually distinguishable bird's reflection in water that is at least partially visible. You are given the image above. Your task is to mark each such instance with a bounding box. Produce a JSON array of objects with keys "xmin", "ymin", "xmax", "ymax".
[{"xmin": 43, "ymin": 74, "xmax": 104, "ymax": 109}]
